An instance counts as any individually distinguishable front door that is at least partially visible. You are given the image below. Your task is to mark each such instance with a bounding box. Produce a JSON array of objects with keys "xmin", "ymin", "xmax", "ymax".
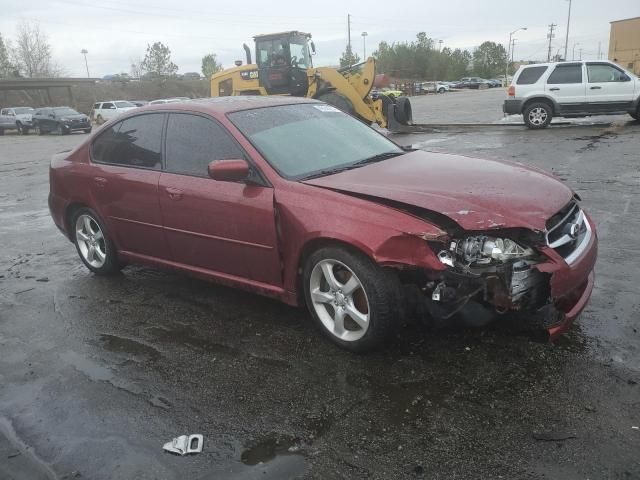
[
  {"xmin": 545, "ymin": 63, "xmax": 586, "ymax": 114},
  {"xmin": 158, "ymin": 112, "xmax": 282, "ymax": 286},
  {"xmin": 585, "ymin": 62, "xmax": 636, "ymax": 113},
  {"xmin": 89, "ymin": 112, "xmax": 168, "ymax": 258}
]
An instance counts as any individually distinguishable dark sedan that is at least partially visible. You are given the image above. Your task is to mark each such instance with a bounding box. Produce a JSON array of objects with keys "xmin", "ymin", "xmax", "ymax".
[
  {"xmin": 48, "ymin": 97, "xmax": 596, "ymax": 352},
  {"xmin": 33, "ymin": 107, "xmax": 92, "ymax": 135}
]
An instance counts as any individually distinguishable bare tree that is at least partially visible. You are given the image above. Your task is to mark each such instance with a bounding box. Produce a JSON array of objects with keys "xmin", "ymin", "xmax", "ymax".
[
  {"xmin": 10, "ymin": 21, "xmax": 62, "ymax": 78},
  {"xmin": 0, "ymin": 32, "xmax": 15, "ymax": 78},
  {"xmin": 128, "ymin": 56, "xmax": 144, "ymax": 79}
]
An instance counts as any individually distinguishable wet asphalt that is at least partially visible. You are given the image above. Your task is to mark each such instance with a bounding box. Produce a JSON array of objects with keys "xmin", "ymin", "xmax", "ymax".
[{"xmin": 1, "ymin": 118, "xmax": 639, "ymax": 479}]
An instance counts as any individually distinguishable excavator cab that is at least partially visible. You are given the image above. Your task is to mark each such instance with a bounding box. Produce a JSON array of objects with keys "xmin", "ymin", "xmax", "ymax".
[{"xmin": 254, "ymin": 31, "xmax": 313, "ymax": 96}]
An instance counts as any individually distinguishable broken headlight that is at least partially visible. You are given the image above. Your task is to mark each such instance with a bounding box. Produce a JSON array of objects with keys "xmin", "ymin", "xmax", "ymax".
[{"xmin": 438, "ymin": 235, "xmax": 534, "ymax": 267}]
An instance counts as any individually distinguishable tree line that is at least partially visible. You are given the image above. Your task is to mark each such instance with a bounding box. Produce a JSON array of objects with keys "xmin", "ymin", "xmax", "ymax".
[
  {"xmin": 341, "ymin": 32, "xmax": 509, "ymax": 80},
  {"xmin": 0, "ymin": 21, "xmax": 223, "ymax": 80}
]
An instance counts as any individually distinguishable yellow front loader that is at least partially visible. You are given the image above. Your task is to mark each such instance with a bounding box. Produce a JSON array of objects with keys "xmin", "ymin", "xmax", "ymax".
[{"xmin": 210, "ymin": 31, "xmax": 412, "ymax": 132}]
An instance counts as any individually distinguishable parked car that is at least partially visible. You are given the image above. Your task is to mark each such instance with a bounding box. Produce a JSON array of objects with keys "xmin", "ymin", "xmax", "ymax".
[
  {"xmin": 452, "ymin": 77, "xmax": 488, "ymax": 89},
  {"xmin": 49, "ymin": 97, "xmax": 597, "ymax": 352},
  {"xmin": 183, "ymin": 72, "xmax": 202, "ymax": 80},
  {"xmin": 487, "ymin": 79, "xmax": 502, "ymax": 88},
  {"xmin": 377, "ymin": 88, "xmax": 404, "ymax": 99},
  {"xmin": 504, "ymin": 60, "xmax": 640, "ymax": 128},
  {"xmin": 435, "ymin": 82, "xmax": 450, "ymax": 93},
  {"xmin": 33, "ymin": 107, "xmax": 91, "ymax": 135},
  {"xmin": 148, "ymin": 98, "xmax": 187, "ymax": 105},
  {"xmin": 129, "ymin": 100, "xmax": 149, "ymax": 107},
  {"xmin": 0, "ymin": 107, "xmax": 35, "ymax": 135},
  {"xmin": 91, "ymin": 100, "xmax": 138, "ymax": 124}
]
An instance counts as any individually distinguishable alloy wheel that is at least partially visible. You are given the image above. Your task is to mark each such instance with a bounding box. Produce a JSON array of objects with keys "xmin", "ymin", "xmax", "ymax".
[
  {"xmin": 309, "ymin": 259, "xmax": 370, "ymax": 342},
  {"xmin": 75, "ymin": 214, "xmax": 107, "ymax": 268},
  {"xmin": 528, "ymin": 107, "xmax": 548, "ymax": 126}
]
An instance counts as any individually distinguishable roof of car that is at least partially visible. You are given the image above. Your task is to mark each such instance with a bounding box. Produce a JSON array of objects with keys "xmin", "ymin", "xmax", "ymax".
[{"xmin": 140, "ymin": 96, "xmax": 320, "ymax": 115}]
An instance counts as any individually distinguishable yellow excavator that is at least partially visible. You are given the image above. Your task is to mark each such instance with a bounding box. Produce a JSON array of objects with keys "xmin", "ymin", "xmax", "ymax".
[{"xmin": 210, "ymin": 31, "xmax": 413, "ymax": 132}]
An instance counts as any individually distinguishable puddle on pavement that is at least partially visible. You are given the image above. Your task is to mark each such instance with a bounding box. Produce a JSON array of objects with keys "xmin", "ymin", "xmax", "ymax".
[
  {"xmin": 59, "ymin": 350, "xmax": 113, "ymax": 381},
  {"xmin": 98, "ymin": 334, "xmax": 161, "ymax": 362},
  {"xmin": 240, "ymin": 434, "xmax": 301, "ymax": 466}
]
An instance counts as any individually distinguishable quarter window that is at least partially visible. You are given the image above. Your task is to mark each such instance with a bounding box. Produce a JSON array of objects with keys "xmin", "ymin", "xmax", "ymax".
[
  {"xmin": 547, "ymin": 64, "xmax": 582, "ymax": 84},
  {"xmin": 91, "ymin": 113, "xmax": 164, "ymax": 169},
  {"xmin": 516, "ymin": 66, "xmax": 548, "ymax": 85},
  {"xmin": 587, "ymin": 64, "xmax": 627, "ymax": 83},
  {"xmin": 165, "ymin": 113, "xmax": 244, "ymax": 177}
]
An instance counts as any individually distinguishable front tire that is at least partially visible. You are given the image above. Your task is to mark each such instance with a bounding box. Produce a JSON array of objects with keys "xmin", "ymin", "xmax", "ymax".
[
  {"xmin": 83, "ymin": 127, "xmax": 92, "ymax": 134},
  {"xmin": 316, "ymin": 92, "xmax": 355, "ymax": 116},
  {"xmin": 303, "ymin": 246, "xmax": 399, "ymax": 352},
  {"xmin": 524, "ymin": 102, "xmax": 553, "ymax": 129},
  {"xmin": 72, "ymin": 208, "xmax": 120, "ymax": 275},
  {"xmin": 438, "ymin": 87, "xmax": 445, "ymax": 93},
  {"xmin": 96, "ymin": 115, "xmax": 105, "ymax": 125}
]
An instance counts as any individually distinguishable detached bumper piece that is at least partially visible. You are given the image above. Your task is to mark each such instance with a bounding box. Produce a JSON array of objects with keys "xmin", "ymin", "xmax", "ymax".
[{"xmin": 163, "ymin": 434, "xmax": 204, "ymax": 455}]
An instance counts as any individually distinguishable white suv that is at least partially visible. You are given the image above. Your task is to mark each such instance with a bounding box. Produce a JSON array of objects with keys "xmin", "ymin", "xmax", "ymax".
[
  {"xmin": 503, "ymin": 60, "xmax": 640, "ymax": 128},
  {"xmin": 91, "ymin": 100, "xmax": 138, "ymax": 124}
]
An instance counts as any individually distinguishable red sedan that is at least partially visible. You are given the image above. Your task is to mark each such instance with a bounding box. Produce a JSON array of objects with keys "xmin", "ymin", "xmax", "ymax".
[{"xmin": 49, "ymin": 97, "xmax": 597, "ymax": 351}]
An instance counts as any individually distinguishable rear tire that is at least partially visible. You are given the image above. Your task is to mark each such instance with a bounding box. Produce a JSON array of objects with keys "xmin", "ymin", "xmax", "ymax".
[
  {"xmin": 83, "ymin": 127, "xmax": 92, "ymax": 134},
  {"xmin": 96, "ymin": 114, "xmax": 105, "ymax": 125},
  {"xmin": 394, "ymin": 96, "xmax": 413, "ymax": 125},
  {"xmin": 438, "ymin": 87, "xmax": 445, "ymax": 93},
  {"xmin": 523, "ymin": 102, "xmax": 553, "ymax": 129},
  {"xmin": 303, "ymin": 246, "xmax": 400, "ymax": 352},
  {"xmin": 316, "ymin": 92, "xmax": 355, "ymax": 116},
  {"xmin": 71, "ymin": 208, "xmax": 120, "ymax": 275}
]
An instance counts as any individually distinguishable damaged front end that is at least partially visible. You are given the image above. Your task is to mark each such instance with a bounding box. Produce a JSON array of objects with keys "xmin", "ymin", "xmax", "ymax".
[
  {"xmin": 406, "ymin": 199, "xmax": 596, "ymax": 339},
  {"xmin": 424, "ymin": 232, "xmax": 553, "ymax": 327}
]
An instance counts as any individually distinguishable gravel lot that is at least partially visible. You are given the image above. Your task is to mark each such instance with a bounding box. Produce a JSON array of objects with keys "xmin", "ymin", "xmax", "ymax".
[{"xmin": 1, "ymin": 112, "xmax": 639, "ymax": 479}]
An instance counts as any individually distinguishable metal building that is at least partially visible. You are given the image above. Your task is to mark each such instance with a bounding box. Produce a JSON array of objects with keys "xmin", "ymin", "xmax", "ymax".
[{"xmin": 609, "ymin": 17, "xmax": 640, "ymax": 75}]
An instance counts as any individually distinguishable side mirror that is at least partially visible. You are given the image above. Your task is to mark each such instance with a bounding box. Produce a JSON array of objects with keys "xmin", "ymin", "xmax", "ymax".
[
  {"xmin": 208, "ymin": 159, "xmax": 250, "ymax": 182},
  {"xmin": 310, "ymin": 41, "xmax": 316, "ymax": 55}
]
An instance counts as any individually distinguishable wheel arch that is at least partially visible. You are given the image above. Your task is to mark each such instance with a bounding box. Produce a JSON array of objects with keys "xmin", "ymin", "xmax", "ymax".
[
  {"xmin": 523, "ymin": 96, "xmax": 557, "ymax": 114},
  {"xmin": 295, "ymin": 236, "xmax": 377, "ymax": 306}
]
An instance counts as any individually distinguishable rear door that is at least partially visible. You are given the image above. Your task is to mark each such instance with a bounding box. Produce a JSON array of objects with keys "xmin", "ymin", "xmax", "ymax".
[
  {"xmin": 585, "ymin": 62, "xmax": 636, "ymax": 113},
  {"xmin": 545, "ymin": 63, "xmax": 586, "ymax": 114},
  {"xmin": 89, "ymin": 112, "xmax": 169, "ymax": 258},
  {"xmin": 100, "ymin": 102, "xmax": 116, "ymax": 120},
  {"xmin": 158, "ymin": 112, "xmax": 282, "ymax": 286}
]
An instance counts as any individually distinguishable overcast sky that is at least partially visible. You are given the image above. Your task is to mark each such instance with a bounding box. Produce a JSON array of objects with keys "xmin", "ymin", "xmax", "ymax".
[{"xmin": 1, "ymin": 0, "xmax": 637, "ymax": 77}]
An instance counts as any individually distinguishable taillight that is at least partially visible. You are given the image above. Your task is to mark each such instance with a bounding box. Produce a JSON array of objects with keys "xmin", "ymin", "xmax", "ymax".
[{"xmin": 508, "ymin": 85, "xmax": 515, "ymax": 97}]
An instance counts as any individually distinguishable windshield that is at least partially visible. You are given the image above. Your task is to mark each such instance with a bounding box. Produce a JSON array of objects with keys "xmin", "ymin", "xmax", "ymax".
[
  {"xmin": 54, "ymin": 107, "xmax": 80, "ymax": 116},
  {"xmin": 256, "ymin": 34, "xmax": 310, "ymax": 68},
  {"xmin": 114, "ymin": 101, "xmax": 135, "ymax": 108},
  {"xmin": 14, "ymin": 107, "xmax": 34, "ymax": 114},
  {"xmin": 229, "ymin": 103, "xmax": 403, "ymax": 179}
]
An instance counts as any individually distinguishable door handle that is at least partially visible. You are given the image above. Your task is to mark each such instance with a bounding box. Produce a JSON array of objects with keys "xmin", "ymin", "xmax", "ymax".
[
  {"xmin": 165, "ymin": 187, "xmax": 183, "ymax": 200},
  {"xmin": 94, "ymin": 177, "xmax": 107, "ymax": 188},
  {"xmin": 590, "ymin": 86, "xmax": 602, "ymax": 90},
  {"xmin": 549, "ymin": 87, "xmax": 560, "ymax": 91}
]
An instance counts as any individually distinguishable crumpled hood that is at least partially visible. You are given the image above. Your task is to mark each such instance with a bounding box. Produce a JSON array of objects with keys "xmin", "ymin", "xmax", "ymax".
[{"xmin": 303, "ymin": 150, "xmax": 573, "ymax": 232}]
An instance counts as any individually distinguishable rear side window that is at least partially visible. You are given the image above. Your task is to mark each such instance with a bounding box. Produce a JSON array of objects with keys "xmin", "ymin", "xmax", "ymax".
[
  {"xmin": 516, "ymin": 66, "xmax": 548, "ymax": 85},
  {"xmin": 165, "ymin": 113, "xmax": 244, "ymax": 177},
  {"xmin": 91, "ymin": 113, "xmax": 164, "ymax": 169},
  {"xmin": 102, "ymin": 102, "xmax": 115, "ymax": 109},
  {"xmin": 587, "ymin": 64, "xmax": 627, "ymax": 83},
  {"xmin": 93, "ymin": 103, "xmax": 101, "ymax": 109},
  {"xmin": 547, "ymin": 64, "xmax": 582, "ymax": 84}
]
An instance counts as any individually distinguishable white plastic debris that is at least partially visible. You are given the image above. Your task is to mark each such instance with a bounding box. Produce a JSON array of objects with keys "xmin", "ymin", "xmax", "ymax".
[
  {"xmin": 632, "ymin": 426, "xmax": 639, "ymax": 430},
  {"xmin": 163, "ymin": 434, "xmax": 204, "ymax": 455}
]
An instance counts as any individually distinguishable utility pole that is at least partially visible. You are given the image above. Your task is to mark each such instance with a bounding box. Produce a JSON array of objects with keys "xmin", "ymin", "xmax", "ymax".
[
  {"xmin": 563, "ymin": 0, "xmax": 572, "ymax": 62},
  {"xmin": 579, "ymin": 48, "xmax": 582, "ymax": 60},
  {"xmin": 438, "ymin": 39, "xmax": 443, "ymax": 52},
  {"xmin": 597, "ymin": 41, "xmax": 602, "ymax": 59},
  {"xmin": 547, "ymin": 23, "xmax": 557, "ymax": 62},
  {"xmin": 511, "ymin": 38, "xmax": 517, "ymax": 63},
  {"xmin": 347, "ymin": 14, "xmax": 351, "ymax": 52}
]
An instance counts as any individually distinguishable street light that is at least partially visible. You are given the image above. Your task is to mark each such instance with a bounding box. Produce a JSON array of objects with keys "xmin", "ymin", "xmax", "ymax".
[
  {"xmin": 361, "ymin": 32, "xmax": 368, "ymax": 59},
  {"xmin": 563, "ymin": 0, "xmax": 572, "ymax": 63},
  {"xmin": 80, "ymin": 49, "xmax": 90, "ymax": 77},
  {"xmin": 572, "ymin": 42, "xmax": 580, "ymax": 60},
  {"xmin": 506, "ymin": 27, "xmax": 527, "ymax": 84}
]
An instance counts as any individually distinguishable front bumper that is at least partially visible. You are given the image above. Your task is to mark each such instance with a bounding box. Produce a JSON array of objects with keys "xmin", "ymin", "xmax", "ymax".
[
  {"xmin": 62, "ymin": 121, "xmax": 91, "ymax": 131},
  {"xmin": 503, "ymin": 99, "xmax": 523, "ymax": 115}
]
